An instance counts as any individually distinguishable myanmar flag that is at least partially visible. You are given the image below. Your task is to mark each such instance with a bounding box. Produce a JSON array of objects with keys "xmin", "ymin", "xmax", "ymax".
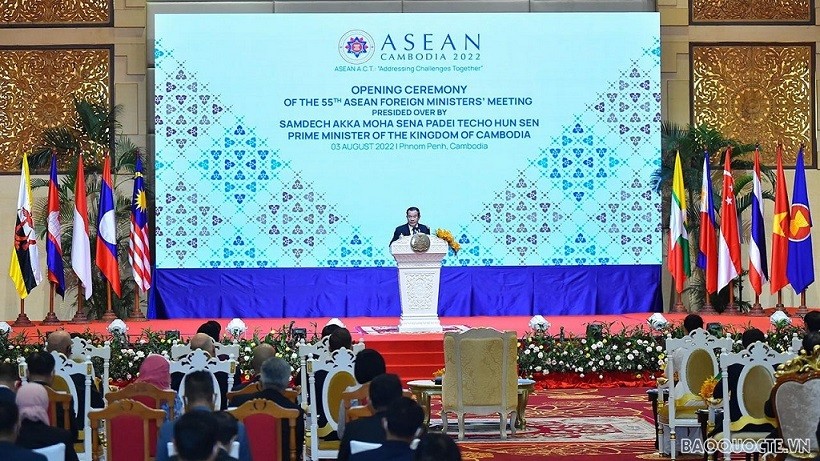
[{"xmin": 669, "ymin": 152, "xmax": 690, "ymax": 293}]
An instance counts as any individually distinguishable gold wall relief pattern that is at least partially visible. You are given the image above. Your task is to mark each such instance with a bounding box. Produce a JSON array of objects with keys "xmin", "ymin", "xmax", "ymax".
[
  {"xmin": 0, "ymin": 47, "xmax": 112, "ymax": 173},
  {"xmin": 0, "ymin": 0, "xmax": 112, "ymax": 27},
  {"xmin": 691, "ymin": 0, "xmax": 813, "ymax": 24},
  {"xmin": 691, "ymin": 44, "xmax": 815, "ymax": 167}
]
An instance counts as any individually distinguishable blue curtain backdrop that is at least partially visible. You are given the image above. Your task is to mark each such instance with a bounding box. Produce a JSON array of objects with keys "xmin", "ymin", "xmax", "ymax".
[{"xmin": 148, "ymin": 265, "xmax": 662, "ymax": 318}]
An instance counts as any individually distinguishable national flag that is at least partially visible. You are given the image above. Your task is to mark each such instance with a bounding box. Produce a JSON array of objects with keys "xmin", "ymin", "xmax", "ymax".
[
  {"xmin": 9, "ymin": 153, "xmax": 42, "ymax": 299},
  {"xmin": 129, "ymin": 156, "xmax": 152, "ymax": 292},
  {"xmin": 717, "ymin": 147, "xmax": 742, "ymax": 292},
  {"xmin": 749, "ymin": 148, "xmax": 769, "ymax": 295},
  {"xmin": 697, "ymin": 151, "xmax": 718, "ymax": 294},
  {"xmin": 96, "ymin": 154, "xmax": 122, "ymax": 297},
  {"xmin": 770, "ymin": 144, "xmax": 790, "ymax": 293},
  {"xmin": 786, "ymin": 147, "xmax": 814, "ymax": 294},
  {"xmin": 72, "ymin": 153, "xmax": 93, "ymax": 300},
  {"xmin": 46, "ymin": 154, "xmax": 66, "ymax": 298},
  {"xmin": 668, "ymin": 152, "xmax": 690, "ymax": 293}
]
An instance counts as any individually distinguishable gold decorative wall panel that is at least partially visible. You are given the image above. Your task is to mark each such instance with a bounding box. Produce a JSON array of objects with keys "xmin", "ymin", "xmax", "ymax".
[
  {"xmin": 691, "ymin": 0, "xmax": 813, "ymax": 24},
  {"xmin": 0, "ymin": 47, "xmax": 112, "ymax": 173},
  {"xmin": 0, "ymin": 0, "xmax": 112, "ymax": 27},
  {"xmin": 691, "ymin": 44, "xmax": 816, "ymax": 167}
]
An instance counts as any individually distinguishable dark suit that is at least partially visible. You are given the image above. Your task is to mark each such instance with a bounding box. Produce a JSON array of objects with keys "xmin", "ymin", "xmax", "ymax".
[
  {"xmin": 32, "ymin": 380, "xmax": 78, "ymax": 443},
  {"xmin": 390, "ymin": 223, "xmax": 430, "ymax": 244},
  {"xmin": 0, "ymin": 385, "xmax": 15, "ymax": 402},
  {"xmin": 711, "ymin": 363, "xmax": 775, "ymax": 436},
  {"xmin": 337, "ymin": 411, "xmax": 388, "ymax": 461},
  {"xmin": 170, "ymin": 354, "xmax": 242, "ymax": 409},
  {"xmin": 0, "ymin": 441, "xmax": 47, "ymax": 461},
  {"xmin": 349, "ymin": 440, "xmax": 413, "ymax": 461},
  {"xmin": 16, "ymin": 419, "xmax": 80, "ymax": 461},
  {"xmin": 70, "ymin": 373, "xmax": 104, "ymax": 427},
  {"xmin": 230, "ymin": 387, "xmax": 305, "ymax": 461}
]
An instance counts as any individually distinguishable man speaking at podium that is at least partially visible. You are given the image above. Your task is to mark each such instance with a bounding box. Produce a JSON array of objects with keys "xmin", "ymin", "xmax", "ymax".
[{"xmin": 390, "ymin": 206, "xmax": 430, "ymax": 244}]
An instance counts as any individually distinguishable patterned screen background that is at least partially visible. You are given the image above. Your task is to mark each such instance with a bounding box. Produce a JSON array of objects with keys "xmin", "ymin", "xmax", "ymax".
[{"xmin": 154, "ymin": 13, "xmax": 661, "ymax": 269}]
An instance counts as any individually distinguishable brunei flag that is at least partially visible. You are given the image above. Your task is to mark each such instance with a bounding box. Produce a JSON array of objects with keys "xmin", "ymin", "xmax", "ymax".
[
  {"xmin": 9, "ymin": 153, "xmax": 42, "ymax": 299},
  {"xmin": 95, "ymin": 155, "xmax": 121, "ymax": 296},
  {"xmin": 669, "ymin": 152, "xmax": 690, "ymax": 293}
]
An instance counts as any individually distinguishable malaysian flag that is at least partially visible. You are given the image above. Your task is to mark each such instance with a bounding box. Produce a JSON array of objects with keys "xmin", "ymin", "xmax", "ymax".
[{"xmin": 129, "ymin": 156, "xmax": 152, "ymax": 292}]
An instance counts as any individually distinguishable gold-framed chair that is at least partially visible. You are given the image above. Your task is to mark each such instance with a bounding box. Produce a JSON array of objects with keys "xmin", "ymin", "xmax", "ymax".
[
  {"xmin": 88, "ymin": 399, "xmax": 166, "ymax": 461},
  {"xmin": 769, "ymin": 350, "xmax": 820, "ymax": 461},
  {"xmin": 441, "ymin": 328, "xmax": 518, "ymax": 440},
  {"xmin": 228, "ymin": 398, "xmax": 301, "ymax": 461}
]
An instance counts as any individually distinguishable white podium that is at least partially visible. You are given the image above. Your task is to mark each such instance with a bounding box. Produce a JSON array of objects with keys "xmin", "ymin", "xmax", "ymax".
[{"xmin": 390, "ymin": 234, "xmax": 446, "ymax": 333}]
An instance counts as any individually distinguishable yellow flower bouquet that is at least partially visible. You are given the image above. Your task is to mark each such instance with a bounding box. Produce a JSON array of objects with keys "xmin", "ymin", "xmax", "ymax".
[
  {"xmin": 699, "ymin": 374, "xmax": 720, "ymax": 400},
  {"xmin": 436, "ymin": 228, "xmax": 461, "ymax": 253}
]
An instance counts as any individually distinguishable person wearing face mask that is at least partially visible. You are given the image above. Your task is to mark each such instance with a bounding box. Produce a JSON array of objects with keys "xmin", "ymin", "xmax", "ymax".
[{"xmin": 390, "ymin": 207, "xmax": 430, "ymax": 244}]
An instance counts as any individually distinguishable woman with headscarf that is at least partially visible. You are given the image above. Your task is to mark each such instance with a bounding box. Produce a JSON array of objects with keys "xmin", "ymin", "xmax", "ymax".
[
  {"xmin": 135, "ymin": 354, "xmax": 183, "ymax": 421},
  {"xmin": 15, "ymin": 382, "xmax": 79, "ymax": 461}
]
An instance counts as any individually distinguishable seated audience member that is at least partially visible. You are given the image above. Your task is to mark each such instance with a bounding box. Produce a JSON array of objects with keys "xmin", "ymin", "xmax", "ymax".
[
  {"xmin": 46, "ymin": 331, "xmax": 105, "ymax": 424},
  {"xmin": 171, "ymin": 411, "xmax": 222, "ymax": 461},
  {"xmin": 171, "ymin": 333, "xmax": 231, "ymax": 410},
  {"xmin": 197, "ymin": 321, "xmax": 222, "ymax": 343},
  {"xmin": 15, "ymin": 383, "xmax": 79, "ymax": 461},
  {"xmin": 135, "ymin": 354, "xmax": 183, "ymax": 421},
  {"xmin": 338, "ymin": 373, "xmax": 404, "ymax": 461},
  {"xmin": 229, "ymin": 357, "xmax": 304, "ymax": 460},
  {"xmin": 322, "ymin": 318, "xmax": 345, "ymax": 339},
  {"xmin": 25, "ymin": 351, "xmax": 77, "ymax": 441},
  {"xmin": 414, "ymin": 433, "xmax": 462, "ymax": 461},
  {"xmin": 804, "ymin": 310, "xmax": 819, "ymax": 333},
  {"xmin": 0, "ymin": 362, "xmax": 18, "ymax": 402},
  {"xmin": 349, "ymin": 397, "xmax": 424, "ymax": 461},
  {"xmin": 0, "ymin": 398, "xmax": 46, "ymax": 461},
  {"xmin": 711, "ymin": 328, "xmax": 770, "ymax": 436},
  {"xmin": 338, "ymin": 349, "xmax": 387, "ymax": 438},
  {"xmin": 329, "ymin": 327, "xmax": 353, "ymax": 352},
  {"xmin": 233, "ymin": 343, "xmax": 276, "ymax": 391},
  {"xmin": 802, "ymin": 331, "xmax": 820, "ymax": 355},
  {"xmin": 157, "ymin": 371, "xmax": 250, "ymax": 461},
  {"xmin": 211, "ymin": 412, "xmax": 239, "ymax": 461}
]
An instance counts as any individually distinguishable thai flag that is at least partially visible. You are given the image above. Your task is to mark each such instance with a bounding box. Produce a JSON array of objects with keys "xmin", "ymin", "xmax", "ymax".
[
  {"xmin": 129, "ymin": 156, "xmax": 152, "ymax": 292},
  {"xmin": 95, "ymin": 155, "xmax": 121, "ymax": 296},
  {"xmin": 748, "ymin": 148, "xmax": 768, "ymax": 294},
  {"xmin": 46, "ymin": 154, "xmax": 65, "ymax": 297}
]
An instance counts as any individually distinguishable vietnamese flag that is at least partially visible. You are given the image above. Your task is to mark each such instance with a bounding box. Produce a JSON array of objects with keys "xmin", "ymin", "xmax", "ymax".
[{"xmin": 770, "ymin": 144, "xmax": 790, "ymax": 294}]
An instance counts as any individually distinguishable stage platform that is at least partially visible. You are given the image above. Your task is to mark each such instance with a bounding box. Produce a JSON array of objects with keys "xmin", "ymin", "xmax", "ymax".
[{"xmin": 8, "ymin": 310, "xmax": 812, "ymax": 383}]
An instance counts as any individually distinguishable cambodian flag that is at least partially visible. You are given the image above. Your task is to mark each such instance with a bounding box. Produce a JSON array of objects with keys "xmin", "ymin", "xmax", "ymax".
[
  {"xmin": 697, "ymin": 151, "xmax": 717, "ymax": 294},
  {"xmin": 95, "ymin": 155, "xmax": 121, "ymax": 297},
  {"xmin": 46, "ymin": 154, "xmax": 65, "ymax": 298},
  {"xmin": 748, "ymin": 148, "xmax": 768, "ymax": 295}
]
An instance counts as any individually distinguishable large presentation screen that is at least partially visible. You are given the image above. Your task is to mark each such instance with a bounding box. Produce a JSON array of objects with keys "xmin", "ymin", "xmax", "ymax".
[{"xmin": 151, "ymin": 13, "xmax": 661, "ymax": 318}]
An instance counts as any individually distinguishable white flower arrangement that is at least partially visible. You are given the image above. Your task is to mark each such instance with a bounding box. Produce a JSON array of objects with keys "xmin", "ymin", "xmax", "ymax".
[
  {"xmin": 107, "ymin": 319, "xmax": 128, "ymax": 336},
  {"xmin": 0, "ymin": 322, "xmax": 11, "ymax": 334},
  {"xmin": 769, "ymin": 311, "xmax": 791, "ymax": 326},
  {"xmin": 647, "ymin": 313, "xmax": 668, "ymax": 330},
  {"xmin": 326, "ymin": 318, "xmax": 345, "ymax": 328},
  {"xmin": 529, "ymin": 315, "xmax": 550, "ymax": 332},
  {"xmin": 227, "ymin": 318, "xmax": 247, "ymax": 337}
]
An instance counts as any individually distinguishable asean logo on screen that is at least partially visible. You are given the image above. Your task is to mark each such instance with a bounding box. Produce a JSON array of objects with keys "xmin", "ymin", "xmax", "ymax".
[{"xmin": 339, "ymin": 30, "xmax": 375, "ymax": 64}]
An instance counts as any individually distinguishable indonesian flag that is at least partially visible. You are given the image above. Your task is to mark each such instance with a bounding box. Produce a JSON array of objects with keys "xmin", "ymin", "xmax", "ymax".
[
  {"xmin": 697, "ymin": 151, "xmax": 718, "ymax": 294},
  {"xmin": 749, "ymin": 148, "xmax": 769, "ymax": 295},
  {"xmin": 72, "ymin": 154, "xmax": 93, "ymax": 300},
  {"xmin": 668, "ymin": 152, "xmax": 690, "ymax": 293},
  {"xmin": 770, "ymin": 144, "xmax": 790, "ymax": 294},
  {"xmin": 717, "ymin": 148, "xmax": 742, "ymax": 292}
]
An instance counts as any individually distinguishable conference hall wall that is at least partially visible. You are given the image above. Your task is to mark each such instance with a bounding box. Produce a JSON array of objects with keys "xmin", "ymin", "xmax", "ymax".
[{"xmin": 148, "ymin": 12, "xmax": 662, "ymax": 318}]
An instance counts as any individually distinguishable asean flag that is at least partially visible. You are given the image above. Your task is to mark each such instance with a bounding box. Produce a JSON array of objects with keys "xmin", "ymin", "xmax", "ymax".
[{"xmin": 95, "ymin": 155, "xmax": 121, "ymax": 296}]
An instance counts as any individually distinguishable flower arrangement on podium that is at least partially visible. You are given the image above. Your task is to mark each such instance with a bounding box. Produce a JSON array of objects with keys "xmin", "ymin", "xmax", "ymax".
[{"xmin": 435, "ymin": 228, "xmax": 460, "ymax": 254}]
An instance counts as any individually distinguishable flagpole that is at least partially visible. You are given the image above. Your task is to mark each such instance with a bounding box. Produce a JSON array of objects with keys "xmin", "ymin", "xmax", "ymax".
[
  {"xmin": 130, "ymin": 281, "xmax": 146, "ymax": 321},
  {"xmin": 673, "ymin": 291, "xmax": 686, "ymax": 313},
  {"xmin": 724, "ymin": 280, "xmax": 739, "ymax": 314},
  {"xmin": 102, "ymin": 281, "xmax": 117, "ymax": 321},
  {"xmin": 12, "ymin": 299, "xmax": 33, "ymax": 326},
  {"xmin": 749, "ymin": 293, "xmax": 764, "ymax": 317},
  {"xmin": 71, "ymin": 284, "xmax": 89, "ymax": 324},
  {"xmin": 797, "ymin": 291, "xmax": 808, "ymax": 316},
  {"xmin": 42, "ymin": 282, "xmax": 62, "ymax": 325},
  {"xmin": 775, "ymin": 291, "xmax": 785, "ymax": 312}
]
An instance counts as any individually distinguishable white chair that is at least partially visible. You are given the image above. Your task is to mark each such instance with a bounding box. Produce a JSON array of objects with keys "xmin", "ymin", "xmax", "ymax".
[
  {"xmin": 658, "ymin": 328, "xmax": 733, "ymax": 460},
  {"xmin": 70, "ymin": 337, "xmax": 111, "ymax": 398},
  {"xmin": 49, "ymin": 351, "xmax": 94, "ymax": 461},
  {"xmin": 713, "ymin": 342, "xmax": 795, "ymax": 460},
  {"xmin": 790, "ymin": 336, "xmax": 804, "ymax": 355},
  {"xmin": 298, "ymin": 337, "xmax": 364, "ymax": 408},
  {"xmin": 170, "ymin": 342, "xmax": 241, "ymax": 360},
  {"xmin": 305, "ymin": 348, "xmax": 357, "ymax": 461},
  {"xmin": 168, "ymin": 440, "xmax": 239, "ymax": 458},
  {"xmin": 770, "ymin": 352, "xmax": 820, "ymax": 461},
  {"xmin": 349, "ymin": 441, "xmax": 381, "ymax": 455},
  {"xmin": 32, "ymin": 443, "xmax": 66, "ymax": 461},
  {"xmin": 169, "ymin": 349, "xmax": 236, "ymax": 410}
]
